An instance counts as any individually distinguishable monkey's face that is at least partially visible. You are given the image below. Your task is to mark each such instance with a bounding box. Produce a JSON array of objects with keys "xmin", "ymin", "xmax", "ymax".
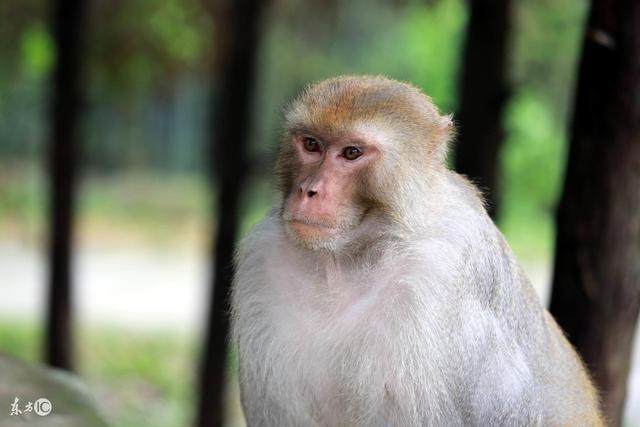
[
  {"xmin": 277, "ymin": 76, "xmax": 453, "ymax": 251},
  {"xmin": 280, "ymin": 131, "xmax": 382, "ymax": 251}
]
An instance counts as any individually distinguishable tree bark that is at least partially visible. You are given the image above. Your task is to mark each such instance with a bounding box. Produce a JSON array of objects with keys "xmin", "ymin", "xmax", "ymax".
[
  {"xmin": 549, "ymin": 0, "xmax": 640, "ymax": 425},
  {"xmin": 196, "ymin": 1, "xmax": 267, "ymax": 426},
  {"xmin": 454, "ymin": 0, "xmax": 512, "ymax": 218},
  {"xmin": 46, "ymin": 0, "xmax": 86, "ymax": 371}
]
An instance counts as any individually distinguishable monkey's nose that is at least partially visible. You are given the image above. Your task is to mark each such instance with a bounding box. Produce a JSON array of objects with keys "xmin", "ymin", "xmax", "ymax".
[{"xmin": 298, "ymin": 182, "xmax": 319, "ymax": 198}]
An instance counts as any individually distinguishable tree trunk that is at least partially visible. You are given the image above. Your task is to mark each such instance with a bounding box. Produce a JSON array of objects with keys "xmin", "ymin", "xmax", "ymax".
[
  {"xmin": 549, "ymin": 0, "xmax": 640, "ymax": 425},
  {"xmin": 196, "ymin": 1, "xmax": 267, "ymax": 426},
  {"xmin": 454, "ymin": 0, "xmax": 512, "ymax": 218},
  {"xmin": 46, "ymin": 0, "xmax": 86, "ymax": 371}
]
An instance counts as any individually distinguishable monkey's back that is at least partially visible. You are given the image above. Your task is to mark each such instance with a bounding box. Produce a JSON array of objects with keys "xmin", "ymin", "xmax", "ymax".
[{"xmin": 442, "ymin": 172, "xmax": 604, "ymax": 426}]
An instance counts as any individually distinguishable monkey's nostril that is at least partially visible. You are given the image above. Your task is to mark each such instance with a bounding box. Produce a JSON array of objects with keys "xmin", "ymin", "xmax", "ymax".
[{"xmin": 307, "ymin": 190, "xmax": 318, "ymax": 198}]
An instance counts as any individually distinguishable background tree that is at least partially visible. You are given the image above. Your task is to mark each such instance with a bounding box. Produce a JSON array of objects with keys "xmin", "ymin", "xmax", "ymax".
[
  {"xmin": 454, "ymin": 0, "xmax": 512, "ymax": 218},
  {"xmin": 45, "ymin": 0, "xmax": 86, "ymax": 371},
  {"xmin": 549, "ymin": 0, "xmax": 640, "ymax": 424},
  {"xmin": 196, "ymin": 1, "xmax": 268, "ymax": 426}
]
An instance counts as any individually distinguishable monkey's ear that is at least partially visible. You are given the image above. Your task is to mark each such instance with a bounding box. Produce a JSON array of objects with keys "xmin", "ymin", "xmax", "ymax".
[{"xmin": 432, "ymin": 114, "xmax": 454, "ymax": 162}]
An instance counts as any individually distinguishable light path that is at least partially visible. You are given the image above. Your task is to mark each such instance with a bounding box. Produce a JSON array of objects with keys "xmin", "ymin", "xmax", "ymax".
[
  {"xmin": 0, "ymin": 242, "xmax": 209, "ymax": 332},
  {"xmin": 0, "ymin": 242, "xmax": 638, "ymax": 424}
]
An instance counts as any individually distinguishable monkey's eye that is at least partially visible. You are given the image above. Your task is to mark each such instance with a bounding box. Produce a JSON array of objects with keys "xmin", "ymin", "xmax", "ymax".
[
  {"xmin": 343, "ymin": 146, "xmax": 363, "ymax": 161},
  {"xmin": 303, "ymin": 137, "xmax": 320, "ymax": 152}
]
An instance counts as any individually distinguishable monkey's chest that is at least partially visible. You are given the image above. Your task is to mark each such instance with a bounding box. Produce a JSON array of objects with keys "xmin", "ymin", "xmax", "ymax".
[
  {"xmin": 238, "ymin": 256, "xmax": 463, "ymax": 424},
  {"xmin": 269, "ymin": 311, "xmax": 394, "ymax": 424},
  {"xmin": 254, "ymin": 280, "xmax": 427, "ymax": 424}
]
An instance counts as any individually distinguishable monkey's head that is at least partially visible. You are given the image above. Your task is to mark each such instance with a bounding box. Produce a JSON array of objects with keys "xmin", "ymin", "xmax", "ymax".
[{"xmin": 277, "ymin": 75, "xmax": 453, "ymax": 251}]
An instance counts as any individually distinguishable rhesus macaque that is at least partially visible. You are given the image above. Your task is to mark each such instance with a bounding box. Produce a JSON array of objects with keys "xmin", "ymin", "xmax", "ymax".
[{"xmin": 231, "ymin": 76, "xmax": 603, "ymax": 426}]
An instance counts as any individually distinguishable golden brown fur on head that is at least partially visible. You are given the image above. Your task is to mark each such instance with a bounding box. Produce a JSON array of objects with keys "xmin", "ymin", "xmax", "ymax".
[{"xmin": 284, "ymin": 75, "xmax": 453, "ymax": 161}]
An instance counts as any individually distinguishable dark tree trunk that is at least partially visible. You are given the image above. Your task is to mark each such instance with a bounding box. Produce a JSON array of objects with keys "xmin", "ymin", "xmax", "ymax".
[
  {"xmin": 196, "ymin": 1, "xmax": 267, "ymax": 426},
  {"xmin": 454, "ymin": 0, "xmax": 512, "ymax": 218},
  {"xmin": 549, "ymin": 0, "xmax": 640, "ymax": 425},
  {"xmin": 45, "ymin": 0, "xmax": 86, "ymax": 371}
]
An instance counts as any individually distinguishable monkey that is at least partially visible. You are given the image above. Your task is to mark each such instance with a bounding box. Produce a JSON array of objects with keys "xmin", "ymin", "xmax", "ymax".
[{"xmin": 231, "ymin": 75, "xmax": 604, "ymax": 426}]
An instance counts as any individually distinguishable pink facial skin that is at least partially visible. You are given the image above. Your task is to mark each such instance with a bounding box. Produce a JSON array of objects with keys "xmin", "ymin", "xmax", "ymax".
[{"xmin": 284, "ymin": 132, "xmax": 380, "ymax": 244}]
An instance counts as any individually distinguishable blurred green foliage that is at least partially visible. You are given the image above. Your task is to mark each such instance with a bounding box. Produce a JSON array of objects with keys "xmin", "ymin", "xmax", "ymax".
[
  {"xmin": 501, "ymin": 90, "xmax": 565, "ymax": 259},
  {"xmin": 86, "ymin": 0, "xmax": 213, "ymax": 96},
  {"xmin": 20, "ymin": 23, "xmax": 54, "ymax": 79}
]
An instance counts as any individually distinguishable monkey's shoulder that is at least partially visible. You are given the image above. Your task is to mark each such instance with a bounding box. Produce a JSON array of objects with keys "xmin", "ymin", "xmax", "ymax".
[{"xmin": 235, "ymin": 212, "xmax": 286, "ymax": 262}]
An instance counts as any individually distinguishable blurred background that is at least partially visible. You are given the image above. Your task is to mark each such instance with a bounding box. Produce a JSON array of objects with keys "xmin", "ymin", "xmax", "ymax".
[{"xmin": 0, "ymin": 0, "xmax": 638, "ymax": 426}]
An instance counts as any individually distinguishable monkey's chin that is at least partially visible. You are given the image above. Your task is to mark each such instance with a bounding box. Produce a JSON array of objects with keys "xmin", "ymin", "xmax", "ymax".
[
  {"xmin": 288, "ymin": 220, "xmax": 336, "ymax": 240},
  {"xmin": 286, "ymin": 220, "xmax": 342, "ymax": 251}
]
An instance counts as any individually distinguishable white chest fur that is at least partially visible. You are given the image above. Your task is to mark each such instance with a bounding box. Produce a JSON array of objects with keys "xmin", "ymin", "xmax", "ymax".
[{"xmin": 231, "ymin": 219, "xmax": 467, "ymax": 425}]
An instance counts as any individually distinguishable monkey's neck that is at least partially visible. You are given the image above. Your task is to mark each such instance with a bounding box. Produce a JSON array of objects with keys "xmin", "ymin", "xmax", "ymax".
[{"xmin": 318, "ymin": 221, "xmax": 402, "ymax": 272}]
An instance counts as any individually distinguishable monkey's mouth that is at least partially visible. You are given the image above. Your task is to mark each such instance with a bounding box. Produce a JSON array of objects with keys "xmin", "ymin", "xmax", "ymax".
[
  {"xmin": 287, "ymin": 219, "xmax": 338, "ymax": 240},
  {"xmin": 289, "ymin": 219, "xmax": 334, "ymax": 230}
]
